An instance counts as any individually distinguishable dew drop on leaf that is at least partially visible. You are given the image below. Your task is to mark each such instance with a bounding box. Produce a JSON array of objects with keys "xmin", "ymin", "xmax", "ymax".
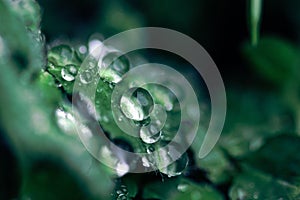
[
  {"xmin": 140, "ymin": 124, "xmax": 162, "ymax": 144},
  {"xmin": 159, "ymin": 151, "xmax": 189, "ymax": 177},
  {"xmin": 61, "ymin": 64, "xmax": 77, "ymax": 81},
  {"xmin": 120, "ymin": 87, "xmax": 154, "ymax": 121},
  {"xmin": 79, "ymin": 69, "xmax": 93, "ymax": 84}
]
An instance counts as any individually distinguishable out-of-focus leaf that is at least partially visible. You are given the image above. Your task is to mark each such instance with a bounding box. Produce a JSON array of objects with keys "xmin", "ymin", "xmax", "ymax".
[
  {"xmin": 196, "ymin": 147, "xmax": 233, "ymax": 184},
  {"xmin": 0, "ymin": 1, "xmax": 114, "ymax": 198},
  {"xmin": 143, "ymin": 178, "xmax": 223, "ymax": 200},
  {"xmin": 229, "ymin": 167, "xmax": 300, "ymax": 200},
  {"xmin": 245, "ymin": 134, "xmax": 300, "ymax": 184},
  {"xmin": 220, "ymin": 88, "xmax": 295, "ymax": 157},
  {"xmin": 3, "ymin": 0, "xmax": 45, "ymax": 72},
  {"xmin": 242, "ymin": 37, "xmax": 300, "ymax": 86},
  {"xmin": 21, "ymin": 161, "xmax": 89, "ymax": 200}
]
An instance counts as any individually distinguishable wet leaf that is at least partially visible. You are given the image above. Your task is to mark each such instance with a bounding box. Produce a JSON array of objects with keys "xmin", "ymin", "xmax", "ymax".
[
  {"xmin": 143, "ymin": 178, "xmax": 223, "ymax": 200},
  {"xmin": 242, "ymin": 37, "xmax": 300, "ymax": 86},
  {"xmin": 229, "ymin": 167, "xmax": 300, "ymax": 200}
]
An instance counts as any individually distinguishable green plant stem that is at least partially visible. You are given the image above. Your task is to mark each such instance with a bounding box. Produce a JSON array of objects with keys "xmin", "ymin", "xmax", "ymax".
[{"xmin": 249, "ymin": 0, "xmax": 262, "ymax": 46}]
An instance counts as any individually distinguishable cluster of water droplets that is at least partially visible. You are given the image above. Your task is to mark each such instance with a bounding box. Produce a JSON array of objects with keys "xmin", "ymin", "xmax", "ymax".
[
  {"xmin": 112, "ymin": 184, "xmax": 129, "ymax": 200},
  {"xmin": 111, "ymin": 82, "xmax": 189, "ymax": 176},
  {"xmin": 47, "ymin": 35, "xmax": 191, "ymax": 177}
]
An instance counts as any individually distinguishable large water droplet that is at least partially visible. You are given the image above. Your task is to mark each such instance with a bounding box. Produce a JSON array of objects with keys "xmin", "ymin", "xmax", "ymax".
[
  {"xmin": 120, "ymin": 87, "xmax": 154, "ymax": 121},
  {"xmin": 99, "ymin": 51, "xmax": 130, "ymax": 83},
  {"xmin": 140, "ymin": 124, "xmax": 162, "ymax": 144},
  {"xmin": 61, "ymin": 64, "xmax": 77, "ymax": 81},
  {"xmin": 159, "ymin": 152, "xmax": 189, "ymax": 177}
]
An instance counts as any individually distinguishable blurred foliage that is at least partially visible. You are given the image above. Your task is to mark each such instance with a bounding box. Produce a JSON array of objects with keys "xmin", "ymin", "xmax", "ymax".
[{"xmin": 1, "ymin": 0, "xmax": 300, "ymax": 200}]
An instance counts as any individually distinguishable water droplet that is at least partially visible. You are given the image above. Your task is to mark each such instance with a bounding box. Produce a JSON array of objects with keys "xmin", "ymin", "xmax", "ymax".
[
  {"xmin": 79, "ymin": 45, "xmax": 87, "ymax": 54},
  {"xmin": 118, "ymin": 116, "xmax": 124, "ymax": 121},
  {"xmin": 140, "ymin": 124, "xmax": 162, "ymax": 144},
  {"xmin": 61, "ymin": 64, "xmax": 77, "ymax": 81},
  {"xmin": 146, "ymin": 146, "xmax": 155, "ymax": 154},
  {"xmin": 142, "ymin": 156, "xmax": 151, "ymax": 167},
  {"xmin": 96, "ymin": 88, "xmax": 103, "ymax": 93},
  {"xmin": 120, "ymin": 87, "xmax": 154, "ymax": 121},
  {"xmin": 159, "ymin": 151, "xmax": 189, "ymax": 177},
  {"xmin": 116, "ymin": 161, "xmax": 129, "ymax": 177},
  {"xmin": 139, "ymin": 104, "xmax": 167, "ymax": 144},
  {"xmin": 133, "ymin": 116, "xmax": 151, "ymax": 126},
  {"xmin": 80, "ymin": 69, "xmax": 93, "ymax": 84},
  {"xmin": 177, "ymin": 184, "xmax": 189, "ymax": 192},
  {"xmin": 120, "ymin": 95, "xmax": 144, "ymax": 121},
  {"xmin": 88, "ymin": 61, "xmax": 96, "ymax": 69},
  {"xmin": 101, "ymin": 115, "xmax": 109, "ymax": 123},
  {"xmin": 55, "ymin": 108, "xmax": 76, "ymax": 135},
  {"xmin": 99, "ymin": 51, "xmax": 130, "ymax": 83},
  {"xmin": 253, "ymin": 192, "xmax": 259, "ymax": 199}
]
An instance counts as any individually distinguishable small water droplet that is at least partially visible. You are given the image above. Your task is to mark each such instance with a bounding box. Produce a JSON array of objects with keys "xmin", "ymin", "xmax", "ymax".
[
  {"xmin": 147, "ymin": 146, "xmax": 155, "ymax": 154},
  {"xmin": 80, "ymin": 69, "xmax": 93, "ymax": 84},
  {"xmin": 79, "ymin": 45, "xmax": 87, "ymax": 54},
  {"xmin": 253, "ymin": 192, "xmax": 259, "ymax": 199},
  {"xmin": 55, "ymin": 108, "xmax": 76, "ymax": 135},
  {"xmin": 116, "ymin": 161, "xmax": 129, "ymax": 177},
  {"xmin": 159, "ymin": 151, "xmax": 189, "ymax": 177},
  {"xmin": 96, "ymin": 88, "xmax": 103, "ymax": 93},
  {"xmin": 142, "ymin": 156, "xmax": 151, "ymax": 167},
  {"xmin": 88, "ymin": 61, "xmax": 96, "ymax": 69},
  {"xmin": 140, "ymin": 124, "xmax": 162, "ymax": 144},
  {"xmin": 102, "ymin": 115, "xmax": 109, "ymax": 123},
  {"xmin": 177, "ymin": 184, "xmax": 189, "ymax": 192},
  {"xmin": 61, "ymin": 64, "xmax": 77, "ymax": 81}
]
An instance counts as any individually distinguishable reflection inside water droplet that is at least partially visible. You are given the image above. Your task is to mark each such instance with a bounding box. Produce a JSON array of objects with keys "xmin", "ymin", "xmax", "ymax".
[{"xmin": 61, "ymin": 64, "xmax": 77, "ymax": 81}]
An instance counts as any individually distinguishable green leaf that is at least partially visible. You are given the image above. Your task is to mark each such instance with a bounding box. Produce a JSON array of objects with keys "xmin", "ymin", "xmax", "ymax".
[
  {"xmin": 242, "ymin": 36, "xmax": 300, "ymax": 86},
  {"xmin": 35, "ymin": 70, "xmax": 63, "ymax": 106},
  {"xmin": 229, "ymin": 167, "xmax": 300, "ymax": 200},
  {"xmin": 248, "ymin": 0, "xmax": 262, "ymax": 46},
  {"xmin": 3, "ymin": 0, "xmax": 45, "ymax": 72},
  {"xmin": 196, "ymin": 147, "xmax": 233, "ymax": 184},
  {"xmin": 0, "ymin": 2, "xmax": 114, "ymax": 198},
  {"xmin": 21, "ymin": 161, "xmax": 89, "ymax": 200},
  {"xmin": 220, "ymin": 88, "xmax": 294, "ymax": 157},
  {"xmin": 143, "ymin": 178, "xmax": 223, "ymax": 200}
]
